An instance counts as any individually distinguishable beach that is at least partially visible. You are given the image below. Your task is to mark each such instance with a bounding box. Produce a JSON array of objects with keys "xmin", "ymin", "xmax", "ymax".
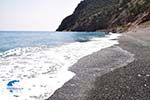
[
  {"xmin": 0, "ymin": 31, "xmax": 120, "ymax": 100},
  {"xmin": 47, "ymin": 24, "xmax": 150, "ymax": 100}
]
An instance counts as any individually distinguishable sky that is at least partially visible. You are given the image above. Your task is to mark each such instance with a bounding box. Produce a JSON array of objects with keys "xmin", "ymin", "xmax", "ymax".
[{"xmin": 0, "ymin": 0, "xmax": 81, "ymax": 31}]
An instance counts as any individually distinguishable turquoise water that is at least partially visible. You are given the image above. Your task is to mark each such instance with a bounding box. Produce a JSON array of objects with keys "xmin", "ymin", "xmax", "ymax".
[
  {"xmin": 0, "ymin": 31, "xmax": 106, "ymax": 52},
  {"xmin": 0, "ymin": 31, "xmax": 120, "ymax": 100}
]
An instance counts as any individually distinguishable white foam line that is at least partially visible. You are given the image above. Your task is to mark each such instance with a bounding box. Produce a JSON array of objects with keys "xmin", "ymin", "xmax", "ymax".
[{"xmin": 0, "ymin": 33, "xmax": 121, "ymax": 100}]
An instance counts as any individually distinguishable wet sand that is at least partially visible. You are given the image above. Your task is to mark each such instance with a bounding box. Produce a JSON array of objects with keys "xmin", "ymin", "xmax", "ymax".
[{"xmin": 47, "ymin": 25, "xmax": 150, "ymax": 100}]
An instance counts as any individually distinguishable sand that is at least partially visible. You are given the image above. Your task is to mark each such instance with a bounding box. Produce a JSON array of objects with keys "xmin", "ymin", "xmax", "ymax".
[{"xmin": 47, "ymin": 25, "xmax": 150, "ymax": 100}]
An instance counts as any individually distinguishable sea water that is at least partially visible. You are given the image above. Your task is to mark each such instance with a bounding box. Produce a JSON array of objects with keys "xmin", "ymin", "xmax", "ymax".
[{"xmin": 0, "ymin": 31, "xmax": 120, "ymax": 100}]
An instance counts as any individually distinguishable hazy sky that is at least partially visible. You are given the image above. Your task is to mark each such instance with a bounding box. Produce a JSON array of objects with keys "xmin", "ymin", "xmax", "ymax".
[{"xmin": 0, "ymin": 0, "xmax": 81, "ymax": 31}]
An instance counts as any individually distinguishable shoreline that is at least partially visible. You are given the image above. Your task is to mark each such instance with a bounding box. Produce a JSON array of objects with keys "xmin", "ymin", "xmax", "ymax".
[
  {"xmin": 47, "ymin": 25, "xmax": 150, "ymax": 100},
  {"xmin": 0, "ymin": 31, "xmax": 120, "ymax": 100},
  {"xmin": 47, "ymin": 46, "xmax": 134, "ymax": 100}
]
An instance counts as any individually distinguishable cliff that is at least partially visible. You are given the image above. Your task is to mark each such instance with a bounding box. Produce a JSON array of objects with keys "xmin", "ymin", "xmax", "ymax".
[{"xmin": 57, "ymin": 0, "xmax": 150, "ymax": 32}]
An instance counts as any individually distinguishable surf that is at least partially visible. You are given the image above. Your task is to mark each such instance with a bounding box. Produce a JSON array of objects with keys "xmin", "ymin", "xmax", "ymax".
[{"xmin": 0, "ymin": 32, "xmax": 120, "ymax": 100}]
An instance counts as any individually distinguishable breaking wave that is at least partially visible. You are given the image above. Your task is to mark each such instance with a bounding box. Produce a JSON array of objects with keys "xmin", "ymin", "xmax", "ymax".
[{"xmin": 0, "ymin": 33, "xmax": 121, "ymax": 100}]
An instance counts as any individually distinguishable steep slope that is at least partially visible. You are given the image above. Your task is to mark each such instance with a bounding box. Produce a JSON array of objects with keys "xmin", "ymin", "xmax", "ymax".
[{"xmin": 57, "ymin": 0, "xmax": 150, "ymax": 32}]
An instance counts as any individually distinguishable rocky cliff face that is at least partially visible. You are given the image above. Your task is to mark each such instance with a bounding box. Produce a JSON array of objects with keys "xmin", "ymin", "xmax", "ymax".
[{"xmin": 57, "ymin": 0, "xmax": 150, "ymax": 32}]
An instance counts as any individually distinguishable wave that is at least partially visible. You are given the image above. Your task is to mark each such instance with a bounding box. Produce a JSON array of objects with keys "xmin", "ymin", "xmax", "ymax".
[
  {"xmin": 0, "ymin": 33, "xmax": 121, "ymax": 100},
  {"xmin": 0, "ymin": 47, "xmax": 44, "ymax": 58}
]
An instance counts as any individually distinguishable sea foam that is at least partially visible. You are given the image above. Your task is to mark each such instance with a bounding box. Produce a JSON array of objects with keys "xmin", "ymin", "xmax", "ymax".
[{"xmin": 0, "ymin": 33, "xmax": 121, "ymax": 100}]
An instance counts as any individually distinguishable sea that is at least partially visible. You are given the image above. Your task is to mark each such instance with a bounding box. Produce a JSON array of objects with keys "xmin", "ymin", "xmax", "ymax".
[{"xmin": 0, "ymin": 31, "xmax": 120, "ymax": 100}]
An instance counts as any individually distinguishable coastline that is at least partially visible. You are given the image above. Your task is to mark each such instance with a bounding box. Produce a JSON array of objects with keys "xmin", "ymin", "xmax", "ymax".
[
  {"xmin": 0, "ymin": 31, "xmax": 120, "ymax": 100},
  {"xmin": 47, "ymin": 25, "xmax": 150, "ymax": 100}
]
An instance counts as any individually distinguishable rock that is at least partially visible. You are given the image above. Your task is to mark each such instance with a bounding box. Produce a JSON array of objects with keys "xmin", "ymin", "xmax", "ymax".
[{"xmin": 57, "ymin": 0, "xmax": 150, "ymax": 32}]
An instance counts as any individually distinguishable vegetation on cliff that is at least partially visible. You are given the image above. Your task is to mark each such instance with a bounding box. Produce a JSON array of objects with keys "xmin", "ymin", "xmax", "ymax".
[{"xmin": 57, "ymin": 0, "xmax": 150, "ymax": 32}]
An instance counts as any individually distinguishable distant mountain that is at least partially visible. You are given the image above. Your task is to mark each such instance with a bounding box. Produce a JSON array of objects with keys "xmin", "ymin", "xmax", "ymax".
[{"xmin": 57, "ymin": 0, "xmax": 150, "ymax": 32}]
